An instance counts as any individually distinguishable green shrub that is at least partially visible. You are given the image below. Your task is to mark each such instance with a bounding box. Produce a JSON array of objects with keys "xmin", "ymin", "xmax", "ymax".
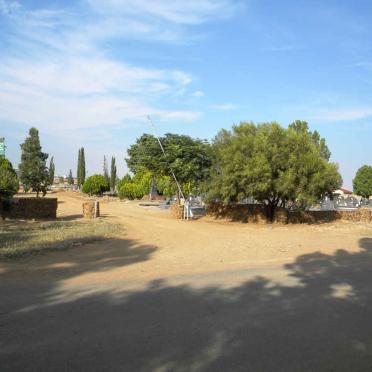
[
  {"xmin": 0, "ymin": 158, "xmax": 19, "ymax": 200},
  {"xmin": 82, "ymin": 174, "xmax": 109, "ymax": 195},
  {"xmin": 118, "ymin": 171, "xmax": 179, "ymax": 200},
  {"xmin": 119, "ymin": 182, "xmax": 145, "ymax": 200},
  {"xmin": 133, "ymin": 171, "xmax": 152, "ymax": 194},
  {"xmin": 117, "ymin": 173, "xmax": 132, "ymax": 191},
  {"xmin": 118, "ymin": 171, "xmax": 152, "ymax": 200},
  {"xmin": 155, "ymin": 175, "xmax": 177, "ymax": 197}
]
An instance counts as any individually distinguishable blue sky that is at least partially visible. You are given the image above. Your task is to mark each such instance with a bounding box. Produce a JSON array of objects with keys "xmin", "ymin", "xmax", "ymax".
[{"xmin": 1, "ymin": 0, "xmax": 371, "ymax": 188}]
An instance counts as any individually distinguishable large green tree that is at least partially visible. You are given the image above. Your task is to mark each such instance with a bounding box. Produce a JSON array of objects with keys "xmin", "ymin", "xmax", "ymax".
[
  {"xmin": 126, "ymin": 133, "xmax": 212, "ymax": 196},
  {"xmin": 0, "ymin": 158, "xmax": 19, "ymax": 200},
  {"xmin": 19, "ymin": 127, "xmax": 50, "ymax": 197},
  {"xmin": 353, "ymin": 165, "xmax": 372, "ymax": 199},
  {"xmin": 208, "ymin": 121, "xmax": 342, "ymax": 220},
  {"xmin": 82, "ymin": 175, "xmax": 109, "ymax": 196}
]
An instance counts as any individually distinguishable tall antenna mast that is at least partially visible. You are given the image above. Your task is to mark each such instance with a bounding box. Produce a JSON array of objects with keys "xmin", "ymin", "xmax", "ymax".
[{"xmin": 147, "ymin": 115, "xmax": 185, "ymax": 200}]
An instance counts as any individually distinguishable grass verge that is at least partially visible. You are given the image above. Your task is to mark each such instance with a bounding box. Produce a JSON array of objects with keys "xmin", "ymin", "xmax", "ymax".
[{"xmin": 0, "ymin": 220, "xmax": 123, "ymax": 259}]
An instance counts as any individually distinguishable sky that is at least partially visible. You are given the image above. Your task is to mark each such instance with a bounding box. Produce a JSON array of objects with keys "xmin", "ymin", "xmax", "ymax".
[{"xmin": 0, "ymin": 0, "xmax": 371, "ymax": 188}]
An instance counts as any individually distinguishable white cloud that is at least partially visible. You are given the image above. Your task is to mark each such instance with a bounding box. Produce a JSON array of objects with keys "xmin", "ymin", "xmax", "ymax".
[
  {"xmin": 157, "ymin": 110, "xmax": 201, "ymax": 122},
  {"xmin": 0, "ymin": 57, "xmax": 190, "ymax": 97},
  {"xmin": 191, "ymin": 90, "xmax": 205, "ymax": 97},
  {"xmin": 0, "ymin": 0, "xmax": 219, "ymax": 135},
  {"xmin": 311, "ymin": 107, "xmax": 372, "ymax": 122},
  {"xmin": 86, "ymin": 0, "xmax": 240, "ymax": 25},
  {"xmin": 212, "ymin": 103, "xmax": 238, "ymax": 111},
  {"xmin": 0, "ymin": 0, "xmax": 238, "ymax": 175}
]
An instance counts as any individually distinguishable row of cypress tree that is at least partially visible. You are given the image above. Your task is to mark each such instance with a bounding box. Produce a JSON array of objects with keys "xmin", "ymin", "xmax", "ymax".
[
  {"xmin": 2, "ymin": 127, "xmax": 120, "ymax": 197},
  {"xmin": 103, "ymin": 155, "xmax": 117, "ymax": 191}
]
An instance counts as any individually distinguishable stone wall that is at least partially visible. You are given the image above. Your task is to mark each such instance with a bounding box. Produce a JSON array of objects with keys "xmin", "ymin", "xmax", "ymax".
[
  {"xmin": 170, "ymin": 203, "xmax": 184, "ymax": 219},
  {"xmin": 288, "ymin": 209, "xmax": 372, "ymax": 224},
  {"xmin": 83, "ymin": 201, "xmax": 100, "ymax": 219},
  {"xmin": 0, "ymin": 197, "xmax": 58, "ymax": 220},
  {"xmin": 206, "ymin": 203, "xmax": 372, "ymax": 224},
  {"xmin": 206, "ymin": 203, "xmax": 287, "ymax": 224}
]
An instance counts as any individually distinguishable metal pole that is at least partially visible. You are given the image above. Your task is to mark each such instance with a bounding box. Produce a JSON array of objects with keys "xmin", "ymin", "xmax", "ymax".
[{"xmin": 147, "ymin": 115, "xmax": 185, "ymax": 201}]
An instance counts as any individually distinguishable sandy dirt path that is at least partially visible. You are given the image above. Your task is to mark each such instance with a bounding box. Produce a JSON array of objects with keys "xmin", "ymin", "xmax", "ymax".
[{"xmin": 1, "ymin": 191, "xmax": 372, "ymax": 371}]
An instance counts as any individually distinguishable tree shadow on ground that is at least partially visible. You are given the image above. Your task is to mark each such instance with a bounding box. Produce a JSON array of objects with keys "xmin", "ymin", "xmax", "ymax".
[
  {"xmin": 2, "ymin": 239, "xmax": 372, "ymax": 371},
  {"xmin": 57, "ymin": 214, "xmax": 84, "ymax": 221}
]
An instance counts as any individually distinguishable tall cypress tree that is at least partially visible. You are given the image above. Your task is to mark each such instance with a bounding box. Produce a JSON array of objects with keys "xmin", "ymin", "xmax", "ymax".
[
  {"xmin": 80, "ymin": 147, "xmax": 86, "ymax": 186},
  {"xmin": 68, "ymin": 169, "xmax": 74, "ymax": 185},
  {"xmin": 49, "ymin": 156, "xmax": 55, "ymax": 185},
  {"xmin": 103, "ymin": 155, "xmax": 109, "ymax": 184},
  {"xmin": 77, "ymin": 148, "xmax": 81, "ymax": 188},
  {"xmin": 110, "ymin": 156, "xmax": 117, "ymax": 191},
  {"xmin": 19, "ymin": 127, "xmax": 50, "ymax": 197}
]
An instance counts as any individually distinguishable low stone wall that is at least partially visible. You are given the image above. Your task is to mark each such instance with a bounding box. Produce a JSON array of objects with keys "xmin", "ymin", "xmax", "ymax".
[
  {"xmin": 83, "ymin": 201, "xmax": 100, "ymax": 219},
  {"xmin": 207, "ymin": 203, "xmax": 372, "ymax": 224},
  {"xmin": 288, "ymin": 209, "xmax": 372, "ymax": 224},
  {"xmin": 206, "ymin": 203, "xmax": 288, "ymax": 224},
  {"xmin": 170, "ymin": 203, "xmax": 184, "ymax": 219},
  {"xmin": 287, "ymin": 210, "xmax": 339, "ymax": 224},
  {"xmin": 1, "ymin": 197, "xmax": 58, "ymax": 220}
]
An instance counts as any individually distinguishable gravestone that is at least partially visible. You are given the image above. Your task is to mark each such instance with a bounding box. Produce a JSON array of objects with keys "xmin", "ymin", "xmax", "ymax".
[{"xmin": 149, "ymin": 176, "xmax": 159, "ymax": 201}]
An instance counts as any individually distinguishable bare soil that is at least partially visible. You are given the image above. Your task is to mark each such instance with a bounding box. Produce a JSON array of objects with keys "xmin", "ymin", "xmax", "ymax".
[{"xmin": 1, "ymin": 191, "xmax": 372, "ymax": 371}]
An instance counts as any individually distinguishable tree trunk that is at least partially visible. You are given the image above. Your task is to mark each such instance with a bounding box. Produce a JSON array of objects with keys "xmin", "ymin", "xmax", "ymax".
[{"xmin": 265, "ymin": 202, "xmax": 277, "ymax": 222}]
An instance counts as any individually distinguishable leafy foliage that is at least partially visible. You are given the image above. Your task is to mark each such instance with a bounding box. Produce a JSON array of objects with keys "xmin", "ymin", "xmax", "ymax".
[
  {"xmin": 117, "ymin": 173, "xmax": 132, "ymax": 190},
  {"xmin": 289, "ymin": 120, "xmax": 331, "ymax": 161},
  {"xmin": 77, "ymin": 148, "xmax": 86, "ymax": 188},
  {"xmin": 49, "ymin": 156, "xmax": 55, "ymax": 185},
  {"xmin": 110, "ymin": 157, "xmax": 117, "ymax": 191},
  {"xmin": 155, "ymin": 175, "xmax": 177, "ymax": 197},
  {"xmin": 208, "ymin": 121, "xmax": 342, "ymax": 220},
  {"xmin": 103, "ymin": 155, "xmax": 109, "ymax": 184},
  {"xmin": 119, "ymin": 183, "xmax": 146, "ymax": 200},
  {"xmin": 353, "ymin": 165, "xmax": 372, "ymax": 198},
  {"xmin": 118, "ymin": 171, "xmax": 177, "ymax": 200},
  {"xmin": 19, "ymin": 127, "xmax": 50, "ymax": 197},
  {"xmin": 126, "ymin": 133, "xmax": 211, "ymax": 196},
  {"xmin": 118, "ymin": 171, "xmax": 152, "ymax": 200},
  {"xmin": 82, "ymin": 174, "xmax": 109, "ymax": 195},
  {"xmin": 0, "ymin": 158, "xmax": 19, "ymax": 200},
  {"xmin": 77, "ymin": 149, "xmax": 81, "ymax": 187},
  {"xmin": 68, "ymin": 169, "xmax": 74, "ymax": 185}
]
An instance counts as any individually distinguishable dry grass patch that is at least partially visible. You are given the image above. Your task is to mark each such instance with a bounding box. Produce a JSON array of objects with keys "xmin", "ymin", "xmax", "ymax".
[{"xmin": 0, "ymin": 220, "xmax": 123, "ymax": 259}]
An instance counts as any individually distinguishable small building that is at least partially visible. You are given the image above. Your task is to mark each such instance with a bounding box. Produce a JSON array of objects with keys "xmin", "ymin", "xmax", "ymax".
[{"xmin": 334, "ymin": 188, "xmax": 353, "ymax": 196}]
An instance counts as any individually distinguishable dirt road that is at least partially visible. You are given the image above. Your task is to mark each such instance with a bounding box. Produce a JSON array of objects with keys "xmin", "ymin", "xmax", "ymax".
[{"xmin": 1, "ymin": 191, "xmax": 372, "ymax": 371}]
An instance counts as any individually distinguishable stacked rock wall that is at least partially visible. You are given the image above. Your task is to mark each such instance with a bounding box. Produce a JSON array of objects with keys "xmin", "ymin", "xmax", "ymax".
[
  {"xmin": 206, "ymin": 203, "xmax": 286, "ymax": 224},
  {"xmin": 83, "ymin": 201, "xmax": 100, "ymax": 219},
  {"xmin": 207, "ymin": 203, "xmax": 372, "ymax": 224},
  {"xmin": 170, "ymin": 203, "xmax": 184, "ymax": 219},
  {"xmin": 1, "ymin": 198, "xmax": 57, "ymax": 219}
]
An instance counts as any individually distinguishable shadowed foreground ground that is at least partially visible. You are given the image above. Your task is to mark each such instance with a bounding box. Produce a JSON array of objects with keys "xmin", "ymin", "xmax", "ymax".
[{"xmin": 1, "ymin": 235, "xmax": 372, "ymax": 371}]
